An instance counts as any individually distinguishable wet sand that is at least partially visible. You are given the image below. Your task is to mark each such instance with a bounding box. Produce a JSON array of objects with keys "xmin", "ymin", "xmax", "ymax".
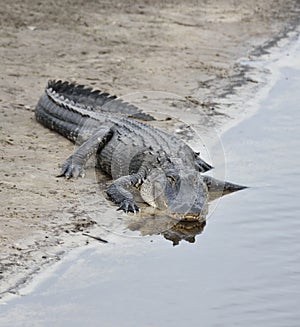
[{"xmin": 0, "ymin": 0, "xmax": 299, "ymax": 297}]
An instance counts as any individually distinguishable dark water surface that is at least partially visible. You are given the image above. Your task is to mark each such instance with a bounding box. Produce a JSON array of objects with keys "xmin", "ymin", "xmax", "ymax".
[{"xmin": 1, "ymin": 43, "xmax": 300, "ymax": 326}]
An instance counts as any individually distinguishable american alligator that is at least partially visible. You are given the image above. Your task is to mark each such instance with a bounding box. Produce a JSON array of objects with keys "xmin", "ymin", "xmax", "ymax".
[{"xmin": 35, "ymin": 80, "xmax": 245, "ymax": 219}]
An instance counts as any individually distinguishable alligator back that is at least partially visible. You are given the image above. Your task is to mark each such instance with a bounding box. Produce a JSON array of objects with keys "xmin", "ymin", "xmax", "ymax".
[
  {"xmin": 35, "ymin": 80, "xmax": 212, "ymax": 176},
  {"xmin": 36, "ymin": 81, "xmax": 177, "ymax": 146}
]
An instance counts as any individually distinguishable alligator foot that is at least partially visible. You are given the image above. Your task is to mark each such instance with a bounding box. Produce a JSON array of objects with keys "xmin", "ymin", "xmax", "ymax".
[
  {"xmin": 57, "ymin": 127, "xmax": 113, "ymax": 179},
  {"xmin": 106, "ymin": 174, "xmax": 142, "ymax": 213},
  {"xmin": 117, "ymin": 199, "xmax": 140, "ymax": 213},
  {"xmin": 58, "ymin": 156, "xmax": 85, "ymax": 179}
]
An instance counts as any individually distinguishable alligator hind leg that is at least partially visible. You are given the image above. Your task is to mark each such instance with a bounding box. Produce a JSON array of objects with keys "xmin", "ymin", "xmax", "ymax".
[{"xmin": 59, "ymin": 126, "xmax": 113, "ymax": 178}]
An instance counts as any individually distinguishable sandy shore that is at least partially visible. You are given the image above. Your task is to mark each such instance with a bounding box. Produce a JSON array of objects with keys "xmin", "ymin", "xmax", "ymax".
[{"xmin": 0, "ymin": 0, "xmax": 299, "ymax": 297}]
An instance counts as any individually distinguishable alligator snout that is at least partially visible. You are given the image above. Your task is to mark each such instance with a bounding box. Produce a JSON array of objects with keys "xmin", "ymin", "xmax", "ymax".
[
  {"xmin": 167, "ymin": 173, "xmax": 208, "ymax": 219},
  {"xmin": 168, "ymin": 201, "xmax": 208, "ymax": 221}
]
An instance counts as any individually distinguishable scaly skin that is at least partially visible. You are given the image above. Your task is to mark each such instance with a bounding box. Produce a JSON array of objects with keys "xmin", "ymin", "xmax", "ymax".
[{"xmin": 35, "ymin": 80, "xmax": 245, "ymax": 217}]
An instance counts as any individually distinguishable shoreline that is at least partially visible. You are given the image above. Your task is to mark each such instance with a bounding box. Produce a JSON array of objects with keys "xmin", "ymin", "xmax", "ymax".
[
  {"xmin": 1, "ymin": 0, "xmax": 300, "ymax": 300},
  {"xmin": 215, "ymin": 27, "xmax": 300, "ymax": 136}
]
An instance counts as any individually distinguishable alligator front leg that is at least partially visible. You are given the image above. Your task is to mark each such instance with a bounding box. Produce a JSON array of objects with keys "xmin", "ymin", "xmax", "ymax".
[
  {"xmin": 106, "ymin": 174, "xmax": 142, "ymax": 213},
  {"xmin": 59, "ymin": 126, "xmax": 113, "ymax": 178}
]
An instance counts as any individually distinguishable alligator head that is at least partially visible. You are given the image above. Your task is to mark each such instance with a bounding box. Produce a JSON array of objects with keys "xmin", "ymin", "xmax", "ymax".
[{"xmin": 140, "ymin": 161, "xmax": 209, "ymax": 220}]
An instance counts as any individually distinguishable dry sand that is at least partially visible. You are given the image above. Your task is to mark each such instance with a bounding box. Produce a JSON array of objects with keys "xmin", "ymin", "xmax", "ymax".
[{"xmin": 0, "ymin": 0, "xmax": 299, "ymax": 297}]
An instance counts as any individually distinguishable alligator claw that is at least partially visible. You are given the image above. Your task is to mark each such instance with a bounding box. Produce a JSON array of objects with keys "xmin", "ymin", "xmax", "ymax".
[
  {"xmin": 58, "ymin": 157, "xmax": 85, "ymax": 179},
  {"xmin": 117, "ymin": 200, "xmax": 139, "ymax": 213}
]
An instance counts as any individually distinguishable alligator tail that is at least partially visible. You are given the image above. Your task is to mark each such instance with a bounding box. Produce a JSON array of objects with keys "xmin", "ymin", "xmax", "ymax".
[{"xmin": 46, "ymin": 80, "xmax": 155, "ymax": 121}]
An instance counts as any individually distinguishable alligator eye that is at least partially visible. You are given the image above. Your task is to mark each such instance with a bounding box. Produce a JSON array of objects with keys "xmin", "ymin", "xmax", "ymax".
[{"xmin": 167, "ymin": 175, "xmax": 176, "ymax": 184}]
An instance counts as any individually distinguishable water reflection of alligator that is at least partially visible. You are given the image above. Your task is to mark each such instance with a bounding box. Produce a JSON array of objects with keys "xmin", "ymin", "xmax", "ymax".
[
  {"xmin": 127, "ymin": 189, "xmax": 231, "ymax": 245},
  {"xmin": 128, "ymin": 214, "xmax": 206, "ymax": 246},
  {"xmin": 36, "ymin": 80, "xmax": 246, "ymax": 221}
]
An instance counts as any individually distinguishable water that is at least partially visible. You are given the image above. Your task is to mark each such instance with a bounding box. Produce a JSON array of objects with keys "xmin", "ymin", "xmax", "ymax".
[{"xmin": 1, "ymin": 41, "xmax": 300, "ymax": 326}]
